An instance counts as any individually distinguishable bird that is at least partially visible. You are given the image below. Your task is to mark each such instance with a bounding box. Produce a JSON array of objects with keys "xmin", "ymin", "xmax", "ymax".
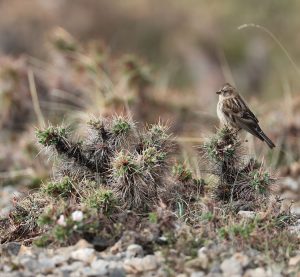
[{"xmin": 216, "ymin": 83, "xmax": 275, "ymax": 149}]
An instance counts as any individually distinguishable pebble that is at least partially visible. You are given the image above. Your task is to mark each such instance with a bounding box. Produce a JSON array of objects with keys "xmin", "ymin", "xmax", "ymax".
[
  {"xmin": 126, "ymin": 244, "xmax": 144, "ymax": 258},
  {"xmin": 220, "ymin": 253, "xmax": 249, "ymax": 277},
  {"xmin": 238, "ymin": 211, "xmax": 256, "ymax": 219},
  {"xmin": 142, "ymin": 255, "xmax": 159, "ymax": 271},
  {"xmin": 185, "ymin": 257, "xmax": 209, "ymax": 270},
  {"xmin": 0, "ymin": 242, "xmax": 21, "ymax": 256},
  {"xmin": 289, "ymin": 255, "xmax": 300, "ymax": 267},
  {"xmin": 244, "ymin": 267, "xmax": 268, "ymax": 277},
  {"xmin": 38, "ymin": 258, "xmax": 56, "ymax": 273},
  {"xmin": 91, "ymin": 259, "xmax": 109, "ymax": 275},
  {"xmin": 190, "ymin": 272, "xmax": 205, "ymax": 277},
  {"xmin": 124, "ymin": 255, "xmax": 158, "ymax": 273},
  {"xmin": 71, "ymin": 248, "xmax": 96, "ymax": 263},
  {"xmin": 60, "ymin": 261, "xmax": 85, "ymax": 272}
]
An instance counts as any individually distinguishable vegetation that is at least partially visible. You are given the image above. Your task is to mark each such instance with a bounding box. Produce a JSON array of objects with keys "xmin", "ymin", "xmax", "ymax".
[{"xmin": 0, "ymin": 7, "xmax": 299, "ymax": 274}]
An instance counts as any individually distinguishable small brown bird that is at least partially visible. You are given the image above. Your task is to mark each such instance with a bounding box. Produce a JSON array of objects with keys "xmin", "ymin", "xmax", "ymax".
[{"xmin": 216, "ymin": 83, "xmax": 275, "ymax": 149}]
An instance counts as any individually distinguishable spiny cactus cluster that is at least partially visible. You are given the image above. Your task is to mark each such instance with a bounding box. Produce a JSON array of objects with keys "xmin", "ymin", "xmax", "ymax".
[
  {"xmin": 1, "ymin": 122, "xmax": 282, "ymax": 248},
  {"xmin": 202, "ymin": 126, "xmax": 275, "ymax": 205},
  {"xmin": 36, "ymin": 116, "xmax": 173, "ymax": 211}
]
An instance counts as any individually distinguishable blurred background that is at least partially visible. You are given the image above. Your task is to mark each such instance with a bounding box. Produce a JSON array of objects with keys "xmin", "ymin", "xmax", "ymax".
[{"xmin": 1, "ymin": 0, "xmax": 300, "ymax": 214}]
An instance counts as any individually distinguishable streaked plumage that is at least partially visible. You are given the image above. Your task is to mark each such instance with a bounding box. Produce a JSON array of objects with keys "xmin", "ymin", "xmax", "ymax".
[{"xmin": 216, "ymin": 83, "xmax": 275, "ymax": 149}]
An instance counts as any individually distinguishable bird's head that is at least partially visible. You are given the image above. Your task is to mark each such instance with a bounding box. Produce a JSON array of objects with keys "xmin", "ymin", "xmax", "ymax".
[{"xmin": 216, "ymin": 83, "xmax": 236, "ymax": 97}]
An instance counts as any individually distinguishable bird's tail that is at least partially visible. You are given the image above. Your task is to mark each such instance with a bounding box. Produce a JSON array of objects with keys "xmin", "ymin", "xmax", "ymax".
[{"xmin": 260, "ymin": 131, "xmax": 275, "ymax": 149}]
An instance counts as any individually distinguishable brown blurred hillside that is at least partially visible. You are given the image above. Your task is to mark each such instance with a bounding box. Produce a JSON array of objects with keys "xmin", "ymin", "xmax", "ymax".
[{"xmin": 1, "ymin": 0, "xmax": 300, "ymax": 98}]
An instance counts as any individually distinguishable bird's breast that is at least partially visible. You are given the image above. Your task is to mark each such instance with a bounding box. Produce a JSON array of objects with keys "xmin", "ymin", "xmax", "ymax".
[{"xmin": 217, "ymin": 100, "xmax": 227, "ymax": 125}]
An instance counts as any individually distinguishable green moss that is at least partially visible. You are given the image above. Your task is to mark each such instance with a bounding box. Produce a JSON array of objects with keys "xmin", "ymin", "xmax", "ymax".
[
  {"xmin": 112, "ymin": 151, "xmax": 141, "ymax": 178},
  {"xmin": 111, "ymin": 117, "xmax": 132, "ymax": 136},
  {"xmin": 172, "ymin": 163, "xmax": 193, "ymax": 182},
  {"xmin": 219, "ymin": 222, "xmax": 255, "ymax": 239},
  {"xmin": 250, "ymin": 170, "xmax": 271, "ymax": 194},
  {"xmin": 34, "ymin": 235, "xmax": 51, "ymax": 247},
  {"xmin": 53, "ymin": 225, "xmax": 70, "ymax": 242},
  {"xmin": 85, "ymin": 190, "xmax": 117, "ymax": 215},
  {"xmin": 42, "ymin": 177, "xmax": 73, "ymax": 198},
  {"xmin": 142, "ymin": 147, "xmax": 166, "ymax": 167},
  {"xmin": 148, "ymin": 212, "xmax": 158, "ymax": 224},
  {"xmin": 200, "ymin": 211, "xmax": 214, "ymax": 222},
  {"xmin": 36, "ymin": 126, "xmax": 67, "ymax": 146},
  {"xmin": 37, "ymin": 212, "xmax": 53, "ymax": 226}
]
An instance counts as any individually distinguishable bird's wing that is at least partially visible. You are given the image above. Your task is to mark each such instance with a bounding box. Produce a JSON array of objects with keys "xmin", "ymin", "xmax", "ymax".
[
  {"xmin": 236, "ymin": 95, "xmax": 259, "ymax": 123},
  {"xmin": 222, "ymin": 96, "xmax": 259, "ymax": 124},
  {"xmin": 222, "ymin": 97, "xmax": 264, "ymax": 141}
]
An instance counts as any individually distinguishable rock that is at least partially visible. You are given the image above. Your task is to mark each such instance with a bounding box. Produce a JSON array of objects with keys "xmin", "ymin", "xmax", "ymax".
[
  {"xmin": 74, "ymin": 239, "xmax": 93, "ymax": 249},
  {"xmin": 281, "ymin": 177, "xmax": 299, "ymax": 191},
  {"xmin": 49, "ymin": 254, "xmax": 69, "ymax": 265},
  {"xmin": 142, "ymin": 255, "xmax": 159, "ymax": 271},
  {"xmin": 290, "ymin": 205, "xmax": 300, "ymax": 216},
  {"xmin": 124, "ymin": 255, "xmax": 158, "ymax": 274},
  {"xmin": 79, "ymin": 267, "xmax": 100, "ymax": 276},
  {"xmin": 244, "ymin": 267, "xmax": 268, "ymax": 277},
  {"xmin": 185, "ymin": 257, "xmax": 209, "ymax": 271},
  {"xmin": 19, "ymin": 256, "xmax": 39, "ymax": 272},
  {"xmin": 288, "ymin": 224, "xmax": 300, "ymax": 237},
  {"xmin": 71, "ymin": 248, "xmax": 96, "ymax": 263},
  {"xmin": 232, "ymin": 253, "xmax": 249, "ymax": 267},
  {"xmin": 126, "ymin": 244, "xmax": 144, "ymax": 258},
  {"xmin": 109, "ymin": 266, "xmax": 126, "ymax": 277},
  {"xmin": 289, "ymin": 255, "xmax": 300, "ymax": 267},
  {"xmin": 60, "ymin": 261, "xmax": 85, "ymax": 272},
  {"xmin": 38, "ymin": 258, "xmax": 56, "ymax": 274},
  {"xmin": 197, "ymin": 247, "xmax": 209, "ymax": 269},
  {"xmin": 1, "ymin": 242, "xmax": 21, "ymax": 256},
  {"xmin": 221, "ymin": 253, "xmax": 249, "ymax": 277},
  {"xmin": 91, "ymin": 259, "xmax": 109, "ymax": 275},
  {"xmin": 191, "ymin": 272, "xmax": 205, "ymax": 277},
  {"xmin": 238, "ymin": 211, "xmax": 256, "ymax": 219}
]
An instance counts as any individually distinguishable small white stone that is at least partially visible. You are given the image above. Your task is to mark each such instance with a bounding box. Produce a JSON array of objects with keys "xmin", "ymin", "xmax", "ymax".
[
  {"xmin": 191, "ymin": 272, "xmax": 205, "ymax": 277},
  {"xmin": 49, "ymin": 255, "xmax": 69, "ymax": 265},
  {"xmin": 71, "ymin": 210, "xmax": 83, "ymax": 222},
  {"xmin": 244, "ymin": 267, "xmax": 268, "ymax": 277},
  {"xmin": 71, "ymin": 248, "xmax": 96, "ymax": 263},
  {"xmin": 289, "ymin": 255, "xmax": 300, "ymax": 267},
  {"xmin": 232, "ymin": 252, "xmax": 249, "ymax": 267},
  {"xmin": 91, "ymin": 259, "xmax": 110, "ymax": 275},
  {"xmin": 60, "ymin": 261, "xmax": 85, "ymax": 272},
  {"xmin": 126, "ymin": 244, "xmax": 144, "ymax": 258},
  {"xmin": 124, "ymin": 257, "xmax": 144, "ymax": 273},
  {"xmin": 57, "ymin": 214, "xmax": 67, "ymax": 227},
  {"xmin": 221, "ymin": 253, "xmax": 249, "ymax": 277},
  {"xmin": 238, "ymin": 211, "xmax": 256, "ymax": 219},
  {"xmin": 142, "ymin": 255, "xmax": 159, "ymax": 271},
  {"xmin": 281, "ymin": 177, "xmax": 299, "ymax": 191},
  {"xmin": 38, "ymin": 258, "xmax": 56, "ymax": 273}
]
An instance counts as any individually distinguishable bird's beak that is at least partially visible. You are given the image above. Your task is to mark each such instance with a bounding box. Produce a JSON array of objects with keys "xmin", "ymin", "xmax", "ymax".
[{"xmin": 216, "ymin": 90, "xmax": 221, "ymax": 95}]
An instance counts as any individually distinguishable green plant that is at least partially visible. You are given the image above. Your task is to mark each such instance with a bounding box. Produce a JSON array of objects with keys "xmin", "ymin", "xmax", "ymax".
[
  {"xmin": 200, "ymin": 211, "xmax": 214, "ymax": 222},
  {"xmin": 36, "ymin": 126, "xmax": 67, "ymax": 146},
  {"xmin": 42, "ymin": 177, "xmax": 73, "ymax": 198},
  {"xmin": 250, "ymin": 170, "xmax": 271, "ymax": 194},
  {"xmin": 111, "ymin": 116, "xmax": 132, "ymax": 136},
  {"xmin": 148, "ymin": 212, "xmax": 158, "ymax": 224},
  {"xmin": 85, "ymin": 189, "xmax": 117, "ymax": 215},
  {"xmin": 34, "ymin": 235, "xmax": 51, "ymax": 247},
  {"xmin": 172, "ymin": 163, "xmax": 193, "ymax": 182}
]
